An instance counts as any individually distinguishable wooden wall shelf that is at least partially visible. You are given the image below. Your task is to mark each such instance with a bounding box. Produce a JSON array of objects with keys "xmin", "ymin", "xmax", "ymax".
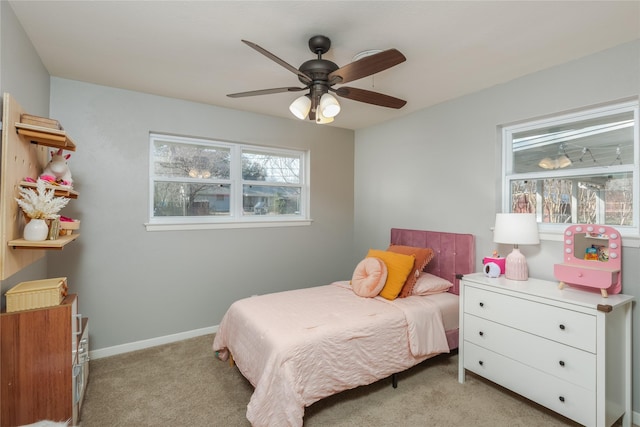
[
  {"xmin": 15, "ymin": 122, "xmax": 76, "ymax": 151},
  {"xmin": 1, "ymin": 93, "xmax": 80, "ymax": 279},
  {"xmin": 19, "ymin": 181, "xmax": 78, "ymax": 199},
  {"xmin": 8, "ymin": 233, "xmax": 79, "ymax": 250}
]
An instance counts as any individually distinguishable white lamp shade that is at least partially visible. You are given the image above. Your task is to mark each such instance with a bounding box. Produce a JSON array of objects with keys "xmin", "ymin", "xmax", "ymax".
[
  {"xmin": 493, "ymin": 213, "xmax": 540, "ymax": 245},
  {"xmin": 289, "ymin": 95, "xmax": 311, "ymax": 120},
  {"xmin": 493, "ymin": 213, "xmax": 539, "ymax": 281},
  {"xmin": 319, "ymin": 93, "xmax": 340, "ymax": 118}
]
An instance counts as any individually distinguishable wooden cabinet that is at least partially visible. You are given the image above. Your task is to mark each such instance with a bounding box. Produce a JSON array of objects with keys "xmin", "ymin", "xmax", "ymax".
[
  {"xmin": 0, "ymin": 294, "xmax": 89, "ymax": 426},
  {"xmin": 459, "ymin": 273, "xmax": 633, "ymax": 427}
]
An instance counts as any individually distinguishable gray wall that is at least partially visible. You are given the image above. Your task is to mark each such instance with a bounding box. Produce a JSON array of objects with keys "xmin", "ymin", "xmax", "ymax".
[
  {"xmin": 2, "ymin": 0, "xmax": 639, "ymax": 417},
  {"xmin": 45, "ymin": 78, "xmax": 355, "ymax": 350},
  {"xmin": 353, "ymin": 39, "xmax": 640, "ymax": 416},
  {"xmin": 0, "ymin": 0, "xmax": 50, "ymax": 294}
]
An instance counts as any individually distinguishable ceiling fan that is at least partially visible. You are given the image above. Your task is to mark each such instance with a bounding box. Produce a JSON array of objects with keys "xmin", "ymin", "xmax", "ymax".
[{"xmin": 227, "ymin": 35, "xmax": 407, "ymax": 124}]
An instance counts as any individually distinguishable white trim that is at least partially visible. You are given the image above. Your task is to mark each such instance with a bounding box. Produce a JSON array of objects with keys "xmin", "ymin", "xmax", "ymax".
[
  {"xmin": 89, "ymin": 325, "xmax": 218, "ymax": 360},
  {"xmin": 144, "ymin": 219, "xmax": 312, "ymax": 231}
]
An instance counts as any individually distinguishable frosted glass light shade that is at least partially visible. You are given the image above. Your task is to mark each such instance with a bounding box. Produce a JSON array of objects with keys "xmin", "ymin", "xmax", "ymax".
[
  {"xmin": 538, "ymin": 155, "xmax": 571, "ymax": 170},
  {"xmin": 555, "ymin": 155, "xmax": 572, "ymax": 169},
  {"xmin": 289, "ymin": 96, "xmax": 311, "ymax": 120},
  {"xmin": 315, "ymin": 109, "xmax": 334, "ymax": 124},
  {"xmin": 319, "ymin": 93, "xmax": 340, "ymax": 118}
]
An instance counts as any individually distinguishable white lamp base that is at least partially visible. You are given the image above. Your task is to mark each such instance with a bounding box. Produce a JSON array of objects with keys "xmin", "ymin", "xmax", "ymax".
[{"xmin": 505, "ymin": 247, "xmax": 528, "ymax": 281}]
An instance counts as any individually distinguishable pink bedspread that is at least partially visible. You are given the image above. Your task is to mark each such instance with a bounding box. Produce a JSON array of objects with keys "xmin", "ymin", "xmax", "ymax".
[{"xmin": 212, "ymin": 281, "xmax": 451, "ymax": 427}]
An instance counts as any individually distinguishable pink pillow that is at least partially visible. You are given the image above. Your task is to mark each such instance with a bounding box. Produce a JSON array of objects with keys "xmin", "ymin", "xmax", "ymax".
[
  {"xmin": 387, "ymin": 245, "xmax": 435, "ymax": 298},
  {"xmin": 350, "ymin": 257, "xmax": 388, "ymax": 297},
  {"xmin": 412, "ymin": 273, "xmax": 453, "ymax": 296}
]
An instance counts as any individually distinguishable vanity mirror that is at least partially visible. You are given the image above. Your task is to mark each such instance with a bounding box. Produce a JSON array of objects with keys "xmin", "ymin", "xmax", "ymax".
[{"xmin": 554, "ymin": 225, "xmax": 622, "ymax": 297}]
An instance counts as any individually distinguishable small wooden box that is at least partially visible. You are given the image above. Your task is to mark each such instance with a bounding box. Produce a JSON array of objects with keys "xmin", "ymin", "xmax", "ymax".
[
  {"xmin": 59, "ymin": 219, "xmax": 80, "ymax": 236},
  {"xmin": 20, "ymin": 113, "xmax": 62, "ymax": 130},
  {"xmin": 5, "ymin": 277, "xmax": 68, "ymax": 312}
]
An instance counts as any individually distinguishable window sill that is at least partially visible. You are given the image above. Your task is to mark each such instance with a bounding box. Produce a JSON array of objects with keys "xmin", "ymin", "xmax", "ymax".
[{"xmin": 144, "ymin": 219, "xmax": 313, "ymax": 231}]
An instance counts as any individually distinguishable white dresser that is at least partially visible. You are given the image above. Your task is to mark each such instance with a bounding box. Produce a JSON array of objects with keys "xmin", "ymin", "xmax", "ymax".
[{"xmin": 458, "ymin": 273, "xmax": 633, "ymax": 427}]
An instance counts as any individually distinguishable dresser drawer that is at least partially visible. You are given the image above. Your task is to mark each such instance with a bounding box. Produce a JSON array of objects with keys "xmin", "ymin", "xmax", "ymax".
[
  {"xmin": 463, "ymin": 314, "xmax": 596, "ymax": 390},
  {"xmin": 464, "ymin": 286, "xmax": 596, "ymax": 352},
  {"xmin": 554, "ymin": 263, "xmax": 619, "ymax": 289},
  {"xmin": 464, "ymin": 342, "xmax": 595, "ymax": 427}
]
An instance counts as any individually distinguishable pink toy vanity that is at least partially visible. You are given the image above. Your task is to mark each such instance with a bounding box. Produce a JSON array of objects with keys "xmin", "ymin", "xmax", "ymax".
[{"xmin": 554, "ymin": 224, "xmax": 622, "ymax": 297}]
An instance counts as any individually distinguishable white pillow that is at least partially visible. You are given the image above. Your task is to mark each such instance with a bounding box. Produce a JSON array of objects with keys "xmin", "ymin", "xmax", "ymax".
[{"xmin": 412, "ymin": 273, "xmax": 453, "ymax": 296}]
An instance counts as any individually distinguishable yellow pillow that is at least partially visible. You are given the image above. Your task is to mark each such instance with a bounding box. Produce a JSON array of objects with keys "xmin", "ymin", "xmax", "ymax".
[{"xmin": 366, "ymin": 249, "xmax": 415, "ymax": 300}]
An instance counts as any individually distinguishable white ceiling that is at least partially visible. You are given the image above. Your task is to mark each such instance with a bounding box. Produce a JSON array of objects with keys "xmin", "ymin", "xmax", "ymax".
[{"xmin": 8, "ymin": 1, "xmax": 640, "ymax": 130}]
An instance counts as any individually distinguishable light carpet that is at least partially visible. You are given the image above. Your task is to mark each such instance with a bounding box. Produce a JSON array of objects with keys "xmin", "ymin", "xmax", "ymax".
[{"xmin": 81, "ymin": 334, "xmax": 610, "ymax": 426}]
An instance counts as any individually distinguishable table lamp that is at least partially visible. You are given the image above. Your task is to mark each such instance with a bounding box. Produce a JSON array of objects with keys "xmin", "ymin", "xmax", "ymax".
[{"xmin": 493, "ymin": 213, "xmax": 540, "ymax": 280}]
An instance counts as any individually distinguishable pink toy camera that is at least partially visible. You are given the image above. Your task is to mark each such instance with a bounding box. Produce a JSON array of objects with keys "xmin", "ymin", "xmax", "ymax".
[{"xmin": 482, "ymin": 257, "xmax": 506, "ymax": 274}]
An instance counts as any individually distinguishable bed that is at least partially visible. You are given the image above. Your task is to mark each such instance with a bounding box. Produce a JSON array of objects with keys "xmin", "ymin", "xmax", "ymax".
[{"xmin": 212, "ymin": 228, "xmax": 475, "ymax": 427}]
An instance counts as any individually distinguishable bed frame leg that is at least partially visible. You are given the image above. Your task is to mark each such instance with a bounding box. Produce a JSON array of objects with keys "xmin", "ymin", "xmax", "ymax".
[
  {"xmin": 391, "ymin": 373, "xmax": 398, "ymax": 388},
  {"xmin": 229, "ymin": 353, "xmax": 235, "ymax": 367}
]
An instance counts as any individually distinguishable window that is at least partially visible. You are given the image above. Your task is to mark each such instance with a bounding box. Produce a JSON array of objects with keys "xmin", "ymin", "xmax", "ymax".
[
  {"xmin": 502, "ymin": 100, "xmax": 639, "ymax": 237},
  {"xmin": 148, "ymin": 133, "xmax": 309, "ymax": 229}
]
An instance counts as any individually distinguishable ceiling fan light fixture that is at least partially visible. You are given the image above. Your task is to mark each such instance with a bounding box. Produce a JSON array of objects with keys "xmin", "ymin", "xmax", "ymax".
[
  {"xmin": 538, "ymin": 155, "xmax": 572, "ymax": 170},
  {"xmin": 315, "ymin": 109, "xmax": 334, "ymax": 124},
  {"xmin": 230, "ymin": 37, "xmax": 407, "ymax": 125},
  {"xmin": 556, "ymin": 154, "xmax": 572, "ymax": 169},
  {"xmin": 289, "ymin": 95, "xmax": 311, "ymax": 120},
  {"xmin": 538, "ymin": 157, "xmax": 555, "ymax": 169},
  {"xmin": 319, "ymin": 93, "xmax": 340, "ymax": 118}
]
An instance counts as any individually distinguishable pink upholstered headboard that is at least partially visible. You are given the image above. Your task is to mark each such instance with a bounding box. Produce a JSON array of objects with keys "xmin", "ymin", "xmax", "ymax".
[{"xmin": 390, "ymin": 228, "xmax": 475, "ymax": 295}]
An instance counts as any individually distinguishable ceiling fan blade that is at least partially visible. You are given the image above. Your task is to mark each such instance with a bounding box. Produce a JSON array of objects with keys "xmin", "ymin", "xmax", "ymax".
[
  {"xmin": 328, "ymin": 49, "xmax": 406, "ymax": 85},
  {"xmin": 334, "ymin": 87, "xmax": 406, "ymax": 109},
  {"xmin": 242, "ymin": 40, "xmax": 312, "ymax": 84},
  {"xmin": 227, "ymin": 87, "xmax": 307, "ymax": 98}
]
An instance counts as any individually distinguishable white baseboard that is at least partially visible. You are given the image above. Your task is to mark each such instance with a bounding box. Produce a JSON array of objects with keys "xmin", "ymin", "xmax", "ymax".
[{"xmin": 89, "ymin": 325, "xmax": 218, "ymax": 360}]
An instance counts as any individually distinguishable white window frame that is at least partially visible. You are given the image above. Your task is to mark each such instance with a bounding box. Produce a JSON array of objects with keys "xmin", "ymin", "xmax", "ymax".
[
  {"xmin": 146, "ymin": 133, "xmax": 311, "ymax": 231},
  {"xmin": 501, "ymin": 100, "xmax": 640, "ymax": 244}
]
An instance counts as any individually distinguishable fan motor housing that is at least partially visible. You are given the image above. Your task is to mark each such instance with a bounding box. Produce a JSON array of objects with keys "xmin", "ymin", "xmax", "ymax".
[
  {"xmin": 308, "ymin": 35, "xmax": 331, "ymax": 55},
  {"xmin": 298, "ymin": 59, "xmax": 339, "ymax": 85}
]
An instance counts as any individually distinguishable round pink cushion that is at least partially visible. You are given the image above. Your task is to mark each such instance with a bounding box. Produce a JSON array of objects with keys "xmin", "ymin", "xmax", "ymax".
[{"xmin": 350, "ymin": 257, "xmax": 388, "ymax": 297}]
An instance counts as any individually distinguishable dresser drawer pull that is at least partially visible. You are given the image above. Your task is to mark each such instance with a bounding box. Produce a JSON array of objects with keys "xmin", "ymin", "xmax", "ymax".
[
  {"xmin": 479, "ymin": 331, "xmax": 484, "ymax": 336},
  {"xmin": 559, "ymin": 396, "xmax": 565, "ymax": 403},
  {"xmin": 559, "ymin": 324, "xmax": 566, "ymax": 330},
  {"xmin": 478, "ymin": 361, "xmax": 484, "ymax": 366},
  {"xmin": 559, "ymin": 360, "xmax": 565, "ymax": 367},
  {"xmin": 479, "ymin": 302, "xmax": 484, "ymax": 307}
]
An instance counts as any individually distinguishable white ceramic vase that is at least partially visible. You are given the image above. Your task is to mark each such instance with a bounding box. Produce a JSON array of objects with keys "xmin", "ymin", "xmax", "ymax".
[{"xmin": 24, "ymin": 218, "xmax": 49, "ymax": 241}]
